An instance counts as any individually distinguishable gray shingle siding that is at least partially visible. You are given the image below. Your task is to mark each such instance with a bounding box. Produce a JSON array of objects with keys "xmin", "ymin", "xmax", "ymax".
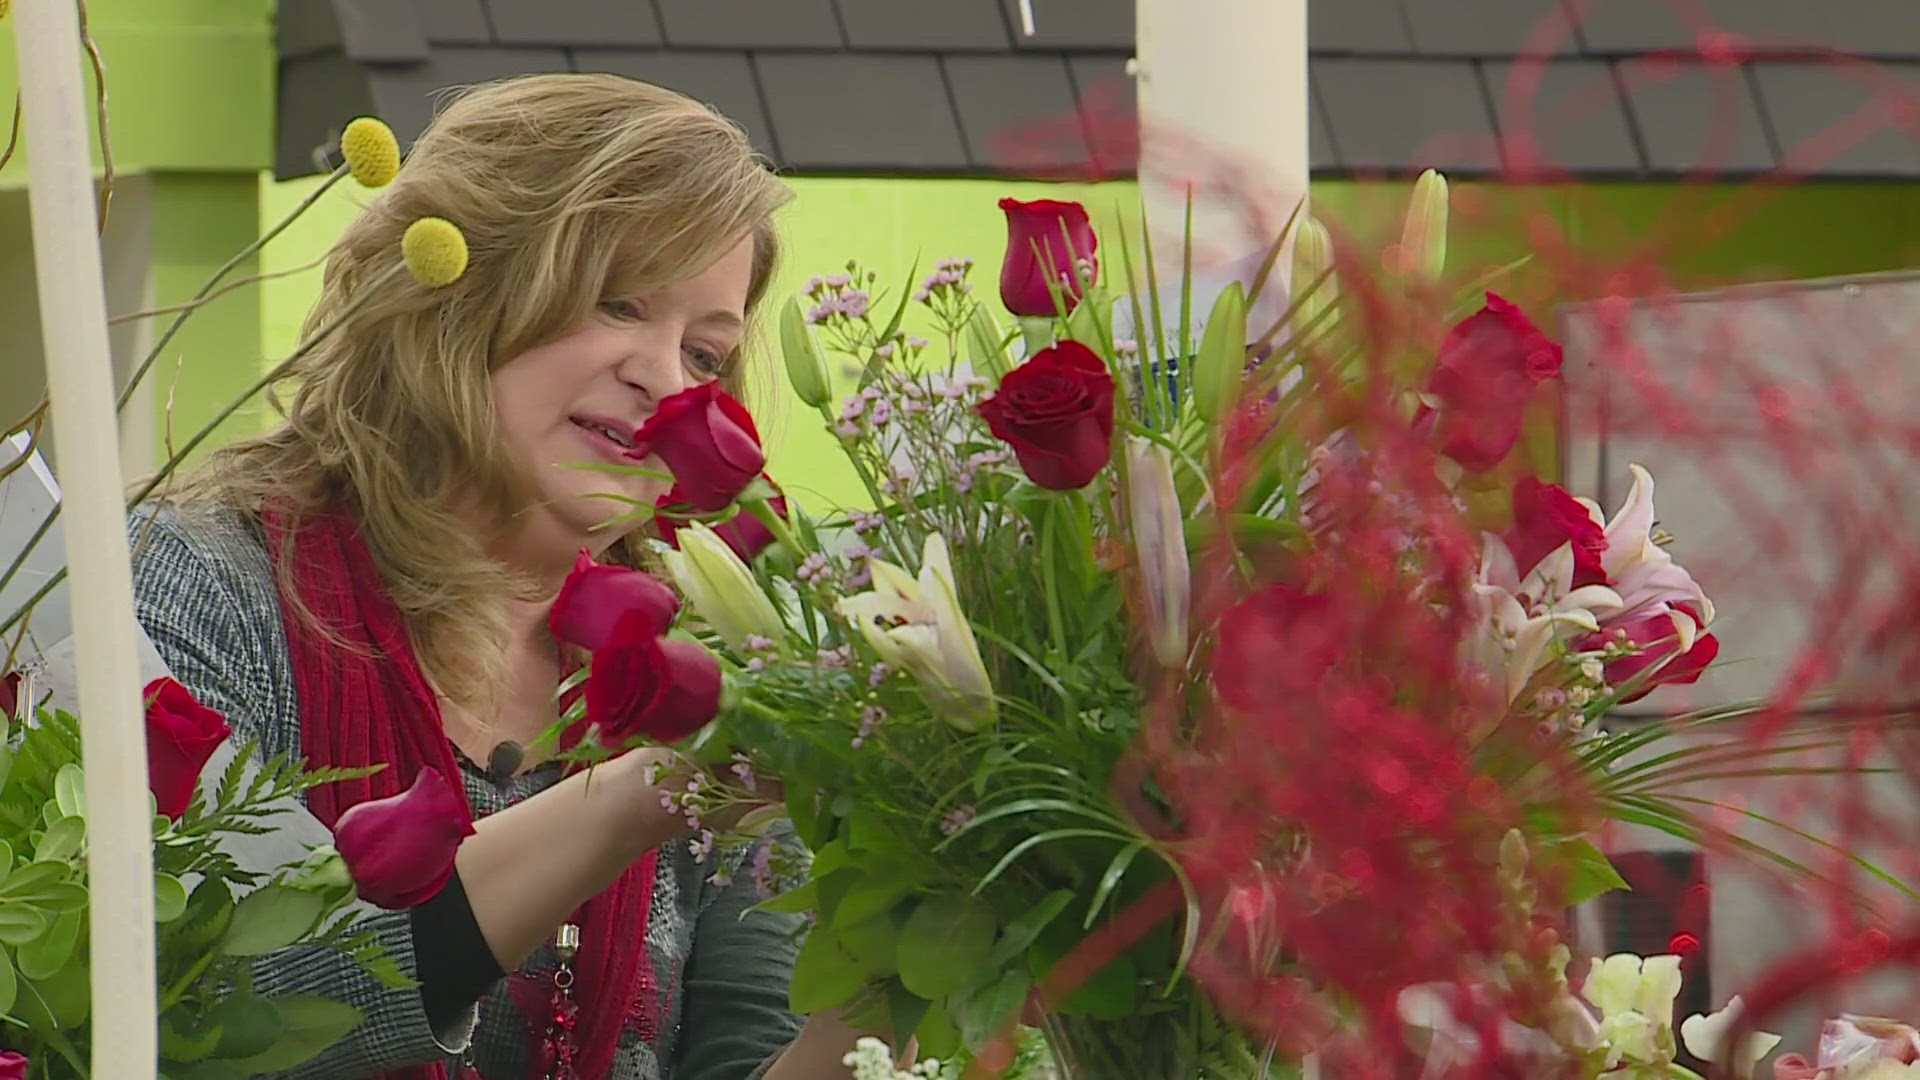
[{"xmin": 275, "ymin": 0, "xmax": 1920, "ymax": 180}]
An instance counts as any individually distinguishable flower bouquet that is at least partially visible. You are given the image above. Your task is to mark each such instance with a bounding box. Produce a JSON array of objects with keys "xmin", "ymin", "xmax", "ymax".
[
  {"xmin": 0, "ymin": 677, "xmax": 400, "ymax": 1079},
  {"xmin": 511, "ymin": 172, "xmax": 1876, "ymax": 1079}
]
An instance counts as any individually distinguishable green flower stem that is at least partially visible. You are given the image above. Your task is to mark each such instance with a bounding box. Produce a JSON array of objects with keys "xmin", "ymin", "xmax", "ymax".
[
  {"xmin": 0, "ymin": 260, "xmax": 408, "ymax": 639},
  {"xmin": 158, "ymin": 948, "xmax": 220, "ymax": 1012}
]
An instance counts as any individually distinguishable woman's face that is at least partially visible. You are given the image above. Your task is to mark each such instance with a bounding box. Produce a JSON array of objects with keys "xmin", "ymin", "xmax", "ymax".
[{"xmin": 490, "ymin": 234, "xmax": 756, "ymax": 561}]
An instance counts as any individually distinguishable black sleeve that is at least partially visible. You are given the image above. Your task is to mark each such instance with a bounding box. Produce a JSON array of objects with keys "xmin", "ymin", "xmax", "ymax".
[{"xmin": 411, "ymin": 868, "xmax": 507, "ymax": 1030}]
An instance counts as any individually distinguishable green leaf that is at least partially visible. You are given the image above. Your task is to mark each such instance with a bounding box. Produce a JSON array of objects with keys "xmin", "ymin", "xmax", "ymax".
[
  {"xmin": 0, "ymin": 743, "xmax": 13, "ymax": 799},
  {"xmin": 1190, "ymin": 281, "xmax": 1248, "ymax": 422},
  {"xmin": 877, "ymin": 982, "xmax": 930, "ymax": 1053},
  {"xmin": 789, "ymin": 927, "xmax": 868, "ymax": 1013},
  {"xmin": 16, "ymin": 909, "xmax": 81, "ymax": 981},
  {"xmin": 1548, "ymin": 838, "xmax": 1630, "ymax": 906},
  {"xmin": 0, "ymin": 861, "xmax": 69, "ymax": 899},
  {"xmin": 832, "ymin": 866, "xmax": 917, "ymax": 930},
  {"xmin": 914, "ymin": 996, "xmax": 963, "ymax": 1061},
  {"xmin": 896, "ymin": 893, "xmax": 997, "ymax": 999},
  {"xmin": 839, "ymin": 912, "xmax": 902, "ymax": 978},
  {"xmin": 54, "ymin": 763, "xmax": 86, "ymax": 818},
  {"xmin": 0, "ymin": 944, "xmax": 17, "ymax": 1017},
  {"xmin": 0, "ymin": 839, "xmax": 13, "ymax": 875},
  {"xmin": 0, "ymin": 903, "xmax": 47, "ymax": 945},
  {"xmin": 34, "ymin": 816, "xmax": 86, "ymax": 863},
  {"xmin": 160, "ymin": 1012, "xmax": 223, "ymax": 1065},
  {"xmin": 209, "ymin": 991, "xmax": 287, "ymax": 1060},
  {"xmin": 155, "ymin": 873, "xmax": 190, "ymax": 923},
  {"xmin": 950, "ymin": 969, "xmax": 1032, "ymax": 1052},
  {"xmin": 1085, "ymin": 842, "xmax": 1148, "ymax": 929},
  {"xmin": 752, "ymin": 877, "xmax": 823, "ymax": 916},
  {"xmin": 990, "ymin": 890, "xmax": 1072, "ymax": 969},
  {"xmin": 18, "ymin": 957, "xmax": 90, "ymax": 1029},
  {"xmin": 1059, "ymin": 954, "xmax": 1137, "ymax": 1020},
  {"xmin": 224, "ymin": 995, "xmax": 362, "ymax": 1073},
  {"xmin": 221, "ymin": 885, "xmax": 326, "ymax": 957}
]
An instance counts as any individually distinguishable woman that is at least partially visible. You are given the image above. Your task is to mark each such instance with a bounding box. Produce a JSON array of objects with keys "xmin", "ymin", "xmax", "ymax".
[{"xmin": 130, "ymin": 75, "xmax": 865, "ymax": 1079}]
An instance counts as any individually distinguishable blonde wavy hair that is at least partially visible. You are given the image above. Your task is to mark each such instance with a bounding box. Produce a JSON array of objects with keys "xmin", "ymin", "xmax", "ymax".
[{"xmin": 175, "ymin": 73, "xmax": 792, "ymax": 705}]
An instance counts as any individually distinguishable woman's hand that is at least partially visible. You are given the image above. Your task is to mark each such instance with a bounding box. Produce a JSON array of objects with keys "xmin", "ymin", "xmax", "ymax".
[
  {"xmin": 454, "ymin": 747, "xmax": 686, "ymax": 972},
  {"xmin": 763, "ymin": 1008, "xmax": 911, "ymax": 1080}
]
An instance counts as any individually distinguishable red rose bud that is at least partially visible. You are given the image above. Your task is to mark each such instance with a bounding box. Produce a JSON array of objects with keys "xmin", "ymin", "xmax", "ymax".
[
  {"xmin": 1584, "ymin": 608, "xmax": 1719, "ymax": 704},
  {"xmin": 0, "ymin": 670, "xmax": 21, "ymax": 721},
  {"xmin": 0, "ymin": 1051, "xmax": 26, "ymax": 1079},
  {"xmin": 1420, "ymin": 293, "xmax": 1564, "ymax": 474},
  {"xmin": 998, "ymin": 197, "xmax": 1098, "ymax": 317},
  {"xmin": 586, "ymin": 615, "xmax": 724, "ymax": 745},
  {"xmin": 629, "ymin": 383, "xmax": 766, "ymax": 512},
  {"xmin": 334, "ymin": 768, "xmax": 475, "ymax": 910},
  {"xmin": 1505, "ymin": 477, "xmax": 1607, "ymax": 587},
  {"xmin": 656, "ymin": 477, "xmax": 788, "ymax": 562},
  {"xmin": 549, "ymin": 548, "xmax": 679, "ymax": 652},
  {"xmin": 976, "ymin": 340, "xmax": 1116, "ymax": 491},
  {"xmin": 144, "ymin": 677, "xmax": 233, "ymax": 821}
]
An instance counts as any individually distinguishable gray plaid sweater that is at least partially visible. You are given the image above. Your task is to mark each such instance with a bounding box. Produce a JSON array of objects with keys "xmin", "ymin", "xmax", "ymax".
[{"xmin": 128, "ymin": 506, "xmax": 805, "ymax": 1080}]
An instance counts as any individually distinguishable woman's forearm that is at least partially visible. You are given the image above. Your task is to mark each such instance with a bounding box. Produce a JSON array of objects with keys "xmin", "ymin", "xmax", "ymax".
[
  {"xmin": 763, "ymin": 1010, "xmax": 899, "ymax": 1080},
  {"xmin": 455, "ymin": 750, "xmax": 682, "ymax": 971}
]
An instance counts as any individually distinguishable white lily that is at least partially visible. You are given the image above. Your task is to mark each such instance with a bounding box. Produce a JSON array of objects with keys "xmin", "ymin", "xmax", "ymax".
[
  {"xmin": 662, "ymin": 522, "xmax": 784, "ymax": 651},
  {"xmin": 1581, "ymin": 954, "xmax": 1685, "ymax": 1069},
  {"xmin": 1125, "ymin": 437, "xmax": 1191, "ymax": 667},
  {"xmin": 839, "ymin": 535, "xmax": 997, "ymax": 731},
  {"xmin": 1680, "ymin": 996, "xmax": 1782, "ymax": 1079},
  {"xmin": 1585, "ymin": 463, "xmax": 1715, "ymax": 627},
  {"xmin": 1470, "ymin": 535, "xmax": 1623, "ymax": 703}
]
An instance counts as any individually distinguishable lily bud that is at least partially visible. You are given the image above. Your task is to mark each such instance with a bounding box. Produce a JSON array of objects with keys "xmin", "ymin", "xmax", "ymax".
[
  {"xmin": 966, "ymin": 302, "xmax": 1013, "ymax": 382},
  {"xmin": 1190, "ymin": 281, "xmax": 1247, "ymax": 423},
  {"xmin": 1398, "ymin": 169, "xmax": 1449, "ymax": 284},
  {"xmin": 780, "ymin": 294, "xmax": 832, "ymax": 409},
  {"xmin": 662, "ymin": 521, "xmax": 784, "ymax": 651},
  {"xmin": 839, "ymin": 535, "xmax": 996, "ymax": 731},
  {"xmin": 1291, "ymin": 215, "xmax": 1338, "ymax": 331},
  {"xmin": 1125, "ymin": 437, "xmax": 1191, "ymax": 666}
]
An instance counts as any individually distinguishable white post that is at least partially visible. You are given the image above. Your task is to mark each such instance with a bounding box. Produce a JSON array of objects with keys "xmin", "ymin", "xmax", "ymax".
[
  {"xmin": 12, "ymin": 2, "xmax": 159, "ymax": 1076},
  {"xmin": 1134, "ymin": 0, "xmax": 1311, "ymax": 333}
]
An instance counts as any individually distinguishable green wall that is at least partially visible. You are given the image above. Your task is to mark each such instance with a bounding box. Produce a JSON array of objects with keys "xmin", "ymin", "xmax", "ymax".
[
  {"xmin": 258, "ymin": 175, "xmax": 1919, "ymax": 512},
  {"xmin": 2, "ymin": 0, "xmax": 274, "ymax": 464},
  {"xmin": 0, "ymin": 0, "xmax": 273, "ymax": 180}
]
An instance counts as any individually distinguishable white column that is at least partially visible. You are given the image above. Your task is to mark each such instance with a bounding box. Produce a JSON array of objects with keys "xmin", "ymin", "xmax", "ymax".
[
  {"xmin": 1134, "ymin": 0, "xmax": 1312, "ymax": 336},
  {"xmin": 13, "ymin": 2, "xmax": 159, "ymax": 1076}
]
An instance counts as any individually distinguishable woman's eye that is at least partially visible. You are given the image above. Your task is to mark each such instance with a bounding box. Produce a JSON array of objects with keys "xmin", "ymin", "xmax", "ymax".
[
  {"xmin": 685, "ymin": 345, "xmax": 728, "ymax": 379},
  {"xmin": 599, "ymin": 299, "xmax": 645, "ymax": 321}
]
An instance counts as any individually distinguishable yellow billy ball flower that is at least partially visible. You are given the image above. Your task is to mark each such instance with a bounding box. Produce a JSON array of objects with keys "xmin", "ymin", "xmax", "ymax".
[
  {"xmin": 403, "ymin": 218, "xmax": 469, "ymax": 288},
  {"xmin": 0, "ymin": 0, "xmax": 10, "ymax": 20},
  {"xmin": 339, "ymin": 117, "xmax": 401, "ymax": 188}
]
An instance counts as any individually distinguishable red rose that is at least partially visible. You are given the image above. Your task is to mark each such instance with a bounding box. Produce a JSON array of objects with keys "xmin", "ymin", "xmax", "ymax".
[
  {"xmin": 1504, "ymin": 477, "xmax": 1606, "ymax": 586},
  {"xmin": 549, "ymin": 548, "xmax": 679, "ymax": 652},
  {"xmin": 628, "ymin": 383, "xmax": 766, "ymax": 512},
  {"xmin": 1581, "ymin": 607, "xmax": 1718, "ymax": 704},
  {"xmin": 976, "ymin": 340, "xmax": 1116, "ymax": 490},
  {"xmin": 0, "ymin": 670, "xmax": 21, "ymax": 721},
  {"xmin": 586, "ymin": 614, "xmax": 723, "ymax": 745},
  {"xmin": 333, "ymin": 768, "xmax": 475, "ymax": 910},
  {"xmin": 998, "ymin": 197, "xmax": 1098, "ymax": 317},
  {"xmin": 0, "ymin": 1051, "xmax": 26, "ymax": 1079},
  {"xmin": 144, "ymin": 677, "xmax": 233, "ymax": 821},
  {"xmin": 656, "ymin": 477, "xmax": 788, "ymax": 562},
  {"xmin": 1419, "ymin": 293, "xmax": 1563, "ymax": 473},
  {"xmin": 1212, "ymin": 584, "xmax": 1348, "ymax": 712}
]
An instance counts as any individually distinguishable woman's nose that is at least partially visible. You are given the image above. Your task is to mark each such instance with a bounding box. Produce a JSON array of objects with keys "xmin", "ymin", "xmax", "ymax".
[{"xmin": 618, "ymin": 331, "xmax": 691, "ymax": 405}]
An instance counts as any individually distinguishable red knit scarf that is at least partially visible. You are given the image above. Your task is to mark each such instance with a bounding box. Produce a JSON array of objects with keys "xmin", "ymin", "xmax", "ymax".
[{"xmin": 264, "ymin": 505, "xmax": 658, "ymax": 1080}]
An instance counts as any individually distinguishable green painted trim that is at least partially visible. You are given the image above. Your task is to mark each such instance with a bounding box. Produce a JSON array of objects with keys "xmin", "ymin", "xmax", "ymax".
[
  {"xmin": 0, "ymin": 2, "xmax": 273, "ymax": 179},
  {"xmin": 149, "ymin": 173, "xmax": 265, "ymax": 462}
]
